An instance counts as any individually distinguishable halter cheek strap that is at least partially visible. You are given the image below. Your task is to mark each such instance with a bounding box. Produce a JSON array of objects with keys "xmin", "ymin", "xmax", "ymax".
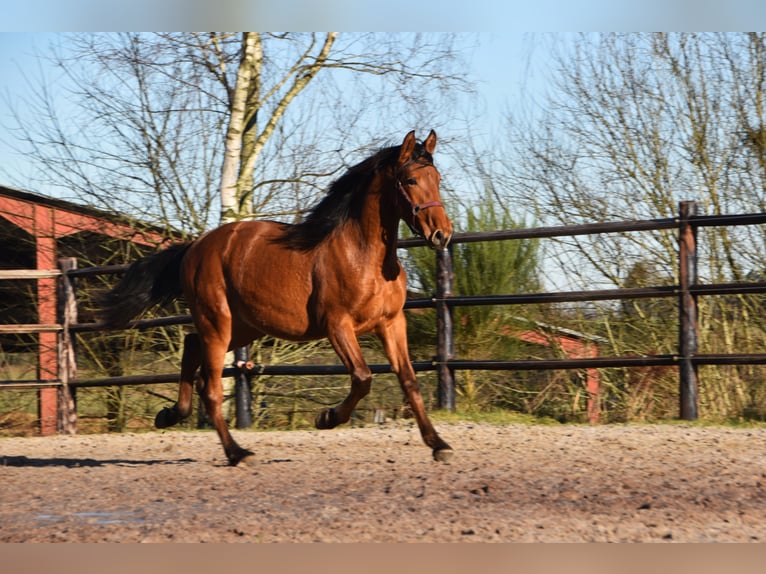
[{"xmin": 397, "ymin": 180, "xmax": 443, "ymax": 216}]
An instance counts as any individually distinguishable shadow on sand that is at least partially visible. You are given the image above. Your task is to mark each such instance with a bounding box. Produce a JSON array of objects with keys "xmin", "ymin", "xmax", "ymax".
[{"xmin": 1, "ymin": 455, "xmax": 196, "ymax": 468}]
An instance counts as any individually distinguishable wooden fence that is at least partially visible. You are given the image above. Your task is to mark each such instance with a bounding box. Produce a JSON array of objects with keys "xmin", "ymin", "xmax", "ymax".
[{"xmin": 3, "ymin": 200, "xmax": 766, "ymax": 434}]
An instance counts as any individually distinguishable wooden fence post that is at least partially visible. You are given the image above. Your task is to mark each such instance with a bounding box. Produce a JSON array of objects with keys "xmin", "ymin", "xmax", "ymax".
[
  {"xmin": 678, "ymin": 201, "xmax": 699, "ymax": 420},
  {"xmin": 57, "ymin": 257, "xmax": 78, "ymax": 434},
  {"xmin": 436, "ymin": 246, "xmax": 456, "ymax": 410},
  {"xmin": 234, "ymin": 345, "xmax": 253, "ymax": 428}
]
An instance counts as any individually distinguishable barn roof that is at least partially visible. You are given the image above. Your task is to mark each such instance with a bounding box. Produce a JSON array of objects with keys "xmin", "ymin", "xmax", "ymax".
[{"xmin": 0, "ymin": 184, "xmax": 176, "ymax": 243}]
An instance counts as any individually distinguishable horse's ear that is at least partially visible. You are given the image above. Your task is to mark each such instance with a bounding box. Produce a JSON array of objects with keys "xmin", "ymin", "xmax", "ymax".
[
  {"xmin": 398, "ymin": 130, "xmax": 417, "ymax": 164},
  {"xmin": 424, "ymin": 130, "xmax": 437, "ymax": 154}
]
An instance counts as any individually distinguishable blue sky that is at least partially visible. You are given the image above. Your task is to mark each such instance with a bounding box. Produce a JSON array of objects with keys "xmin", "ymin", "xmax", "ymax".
[
  {"xmin": 0, "ymin": 32, "xmax": 56, "ymax": 186},
  {"xmin": 0, "ymin": 32, "xmax": 548, "ymax": 195},
  {"xmin": 2, "ymin": 0, "xmax": 766, "ymax": 194}
]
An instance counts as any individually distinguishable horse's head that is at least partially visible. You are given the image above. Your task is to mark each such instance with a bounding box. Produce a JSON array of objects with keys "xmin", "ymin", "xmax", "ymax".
[{"xmin": 395, "ymin": 130, "xmax": 453, "ymax": 249}]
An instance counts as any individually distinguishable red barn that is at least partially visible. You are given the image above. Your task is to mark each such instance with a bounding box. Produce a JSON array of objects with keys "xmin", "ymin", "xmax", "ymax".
[{"xmin": 0, "ymin": 185, "xmax": 172, "ymax": 434}]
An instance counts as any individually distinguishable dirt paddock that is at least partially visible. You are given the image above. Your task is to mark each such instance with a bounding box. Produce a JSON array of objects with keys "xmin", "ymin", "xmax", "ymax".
[{"xmin": 2, "ymin": 421, "xmax": 766, "ymax": 542}]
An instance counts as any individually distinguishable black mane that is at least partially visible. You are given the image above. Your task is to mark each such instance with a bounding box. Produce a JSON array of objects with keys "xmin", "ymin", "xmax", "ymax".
[{"xmin": 277, "ymin": 141, "xmax": 432, "ymax": 251}]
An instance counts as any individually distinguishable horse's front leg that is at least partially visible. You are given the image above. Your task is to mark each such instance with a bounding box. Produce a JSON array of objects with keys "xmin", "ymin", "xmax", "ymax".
[
  {"xmin": 377, "ymin": 312, "xmax": 453, "ymax": 462},
  {"xmin": 315, "ymin": 319, "xmax": 372, "ymax": 429}
]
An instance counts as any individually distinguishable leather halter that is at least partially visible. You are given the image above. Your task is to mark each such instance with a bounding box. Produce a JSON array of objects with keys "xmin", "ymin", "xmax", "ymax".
[
  {"xmin": 397, "ymin": 180, "xmax": 443, "ymax": 216},
  {"xmin": 396, "ymin": 179, "xmax": 443, "ymax": 237}
]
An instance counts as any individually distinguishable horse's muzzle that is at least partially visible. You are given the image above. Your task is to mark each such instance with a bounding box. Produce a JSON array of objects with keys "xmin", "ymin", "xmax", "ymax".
[{"xmin": 428, "ymin": 228, "xmax": 452, "ymax": 250}]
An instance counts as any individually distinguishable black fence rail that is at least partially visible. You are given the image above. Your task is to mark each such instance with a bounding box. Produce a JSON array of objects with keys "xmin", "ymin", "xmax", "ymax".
[{"xmin": 3, "ymin": 200, "xmax": 766, "ymax": 433}]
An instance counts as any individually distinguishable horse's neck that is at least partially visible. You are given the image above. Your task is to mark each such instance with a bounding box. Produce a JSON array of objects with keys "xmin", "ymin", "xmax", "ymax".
[
  {"xmin": 368, "ymin": 191, "xmax": 402, "ymax": 279},
  {"xmin": 338, "ymin": 188, "xmax": 400, "ymax": 275}
]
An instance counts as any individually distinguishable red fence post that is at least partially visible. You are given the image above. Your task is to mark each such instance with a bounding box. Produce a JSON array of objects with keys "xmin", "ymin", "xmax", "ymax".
[
  {"xmin": 678, "ymin": 201, "xmax": 699, "ymax": 420},
  {"xmin": 436, "ymin": 246, "xmax": 455, "ymax": 410},
  {"xmin": 35, "ymin": 204, "xmax": 58, "ymax": 435}
]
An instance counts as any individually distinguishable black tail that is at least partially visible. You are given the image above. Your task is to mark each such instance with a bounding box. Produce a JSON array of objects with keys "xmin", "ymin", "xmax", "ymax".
[{"xmin": 98, "ymin": 242, "xmax": 192, "ymax": 329}]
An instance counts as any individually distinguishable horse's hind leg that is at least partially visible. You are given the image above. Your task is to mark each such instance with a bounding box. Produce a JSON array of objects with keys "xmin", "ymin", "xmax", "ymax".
[
  {"xmin": 196, "ymin": 322, "xmax": 254, "ymax": 466},
  {"xmin": 155, "ymin": 332, "xmax": 199, "ymax": 429},
  {"xmin": 378, "ymin": 313, "xmax": 453, "ymax": 462}
]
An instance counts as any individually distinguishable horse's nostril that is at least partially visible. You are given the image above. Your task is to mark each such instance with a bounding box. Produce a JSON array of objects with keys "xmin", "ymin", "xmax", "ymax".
[{"xmin": 430, "ymin": 229, "xmax": 449, "ymax": 249}]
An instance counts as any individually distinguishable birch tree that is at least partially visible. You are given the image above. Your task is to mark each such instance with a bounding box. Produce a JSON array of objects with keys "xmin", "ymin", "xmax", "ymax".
[{"xmin": 219, "ymin": 32, "xmax": 337, "ymax": 223}]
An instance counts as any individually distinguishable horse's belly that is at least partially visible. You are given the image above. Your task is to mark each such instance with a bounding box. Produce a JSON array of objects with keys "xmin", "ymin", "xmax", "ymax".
[
  {"xmin": 233, "ymin": 262, "xmax": 319, "ymax": 340},
  {"xmin": 236, "ymin": 296, "xmax": 319, "ymax": 341}
]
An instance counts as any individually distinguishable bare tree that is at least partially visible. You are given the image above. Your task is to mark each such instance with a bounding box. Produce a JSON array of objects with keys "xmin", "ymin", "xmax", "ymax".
[
  {"xmin": 8, "ymin": 32, "xmax": 469, "ymax": 233},
  {"xmin": 501, "ymin": 33, "xmax": 766, "ymax": 419},
  {"xmin": 504, "ymin": 33, "xmax": 766, "ymax": 287}
]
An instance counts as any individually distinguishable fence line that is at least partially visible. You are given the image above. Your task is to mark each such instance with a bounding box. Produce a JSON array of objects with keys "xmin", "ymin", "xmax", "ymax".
[{"xmin": 3, "ymin": 201, "xmax": 766, "ymax": 432}]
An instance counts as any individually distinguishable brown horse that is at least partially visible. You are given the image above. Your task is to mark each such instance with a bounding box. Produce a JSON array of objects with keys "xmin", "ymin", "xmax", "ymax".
[{"xmin": 100, "ymin": 130, "xmax": 454, "ymax": 465}]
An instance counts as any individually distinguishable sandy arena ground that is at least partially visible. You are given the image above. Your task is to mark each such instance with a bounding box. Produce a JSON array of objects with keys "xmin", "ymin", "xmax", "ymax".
[{"xmin": 2, "ymin": 421, "xmax": 766, "ymax": 542}]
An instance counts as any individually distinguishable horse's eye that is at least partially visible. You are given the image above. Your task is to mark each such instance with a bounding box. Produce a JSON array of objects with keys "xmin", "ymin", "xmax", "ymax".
[{"xmin": 405, "ymin": 177, "xmax": 417, "ymax": 186}]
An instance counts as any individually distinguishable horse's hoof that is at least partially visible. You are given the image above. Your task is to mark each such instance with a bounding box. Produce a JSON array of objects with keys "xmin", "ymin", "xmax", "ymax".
[
  {"xmin": 237, "ymin": 453, "xmax": 258, "ymax": 468},
  {"xmin": 433, "ymin": 448, "xmax": 454, "ymax": 463},
  {"xmin": 228, "ymin": 448, "xmax": 255, "ymax": 467},
  {"xmin": 315, "ymin": 408, "xmax": 337, "ymax": 430},
  {"xmin": 154, "ymin": 406, "xmax": 179, "ymax": 429}
]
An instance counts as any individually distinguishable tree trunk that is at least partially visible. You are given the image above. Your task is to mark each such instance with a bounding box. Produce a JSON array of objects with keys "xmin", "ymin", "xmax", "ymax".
[{"xmin": 220, "ymin": 32, "xmax": 260, "ymax": 223}]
